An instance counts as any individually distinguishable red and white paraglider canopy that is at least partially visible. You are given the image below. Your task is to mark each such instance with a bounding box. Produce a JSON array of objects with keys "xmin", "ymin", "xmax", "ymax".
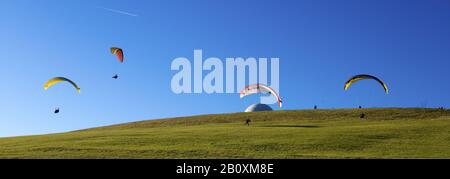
[{"xmin": 239, "ymin": 83, "xmax": 282, "ymax": 108}]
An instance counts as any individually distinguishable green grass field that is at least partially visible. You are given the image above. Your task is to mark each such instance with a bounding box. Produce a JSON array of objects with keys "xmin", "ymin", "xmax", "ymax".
[{"xmin": 0, "ymin": 108, "xmax": 449, "ymax": 159}]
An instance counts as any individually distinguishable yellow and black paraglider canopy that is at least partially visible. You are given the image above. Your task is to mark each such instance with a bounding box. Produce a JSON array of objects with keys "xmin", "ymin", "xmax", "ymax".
[
  {"xmin": 344, "ymin": 74, "xmax": 388, "ymax": 94},
  {"xmin": 44, "ymin": 77, "xmax": 80, "ymax": 93}
]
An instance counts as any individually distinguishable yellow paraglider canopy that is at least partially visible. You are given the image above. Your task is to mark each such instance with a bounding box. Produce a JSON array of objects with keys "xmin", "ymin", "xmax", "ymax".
[
  {"xmin": 344, "ymin": 74, "xmax": 388, "ymax": 94},
  {"xmin": 44, "ymin": 77, "xmax": 80, "ymax": 93}
]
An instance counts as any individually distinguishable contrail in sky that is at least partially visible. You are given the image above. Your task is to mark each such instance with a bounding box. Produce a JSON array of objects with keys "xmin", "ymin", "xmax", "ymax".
[{"xmin": 99, "ymin": 7, "xmax": 138, "ymax": 17}]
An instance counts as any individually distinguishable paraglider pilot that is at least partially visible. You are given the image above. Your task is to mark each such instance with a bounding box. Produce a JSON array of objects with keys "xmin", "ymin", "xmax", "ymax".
[
  {"xmin": 360, "ymin": 113, "xmax": 365, "ymax": 119},
  {"xmin": 245, "ymin": 118, "xmax": 252, "ymax": 126}
]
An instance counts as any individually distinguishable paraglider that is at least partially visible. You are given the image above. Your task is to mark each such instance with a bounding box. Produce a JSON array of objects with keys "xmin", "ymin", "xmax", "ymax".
[
  {"xmin": 54, "ymin": 108, "xmax": 60, "ymax": 114},
  {"xmin": 110, "ymin": 47, "xmax": 124, "ymax": 80},
  {"xmin": 240, "ymin": 84, "xmax": 282, "ymax": 108},
  {"xmin": 44, "ymin": 77, "xmax": 80, "ymax": 114},
  {"xmin": 110, "ymin": 47, "xmax": 124, "ymax": 63},
  {"xmin": 344, "ymin": 74, "xmax": 389, "ymax": 94},
  {"xmin": 44, "ymin": 77, "xmax": 80, "ymax": 93}
]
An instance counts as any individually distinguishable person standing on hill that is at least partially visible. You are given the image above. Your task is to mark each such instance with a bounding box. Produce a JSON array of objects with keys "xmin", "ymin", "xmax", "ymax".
[{"xmin": 245, "ymin": 118, "xmax": 252, "ymax": 126}]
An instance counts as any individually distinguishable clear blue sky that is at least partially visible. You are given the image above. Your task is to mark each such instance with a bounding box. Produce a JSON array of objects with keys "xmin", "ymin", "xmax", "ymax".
[{"xmin": 1, "ymin": 0, "xmax": 450, "ymax": 137}]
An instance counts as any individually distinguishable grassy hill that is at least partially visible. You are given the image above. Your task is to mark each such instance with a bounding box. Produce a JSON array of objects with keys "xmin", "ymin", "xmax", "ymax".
[{"xmin": 0, "ymin": 108, "xmax": 449, "ymax": 159}]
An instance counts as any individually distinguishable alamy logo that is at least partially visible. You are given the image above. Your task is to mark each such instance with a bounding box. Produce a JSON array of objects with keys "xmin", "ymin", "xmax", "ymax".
[{"xmin": 171, "ymin": 50, "xmax": 280, "ymax": 105}]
